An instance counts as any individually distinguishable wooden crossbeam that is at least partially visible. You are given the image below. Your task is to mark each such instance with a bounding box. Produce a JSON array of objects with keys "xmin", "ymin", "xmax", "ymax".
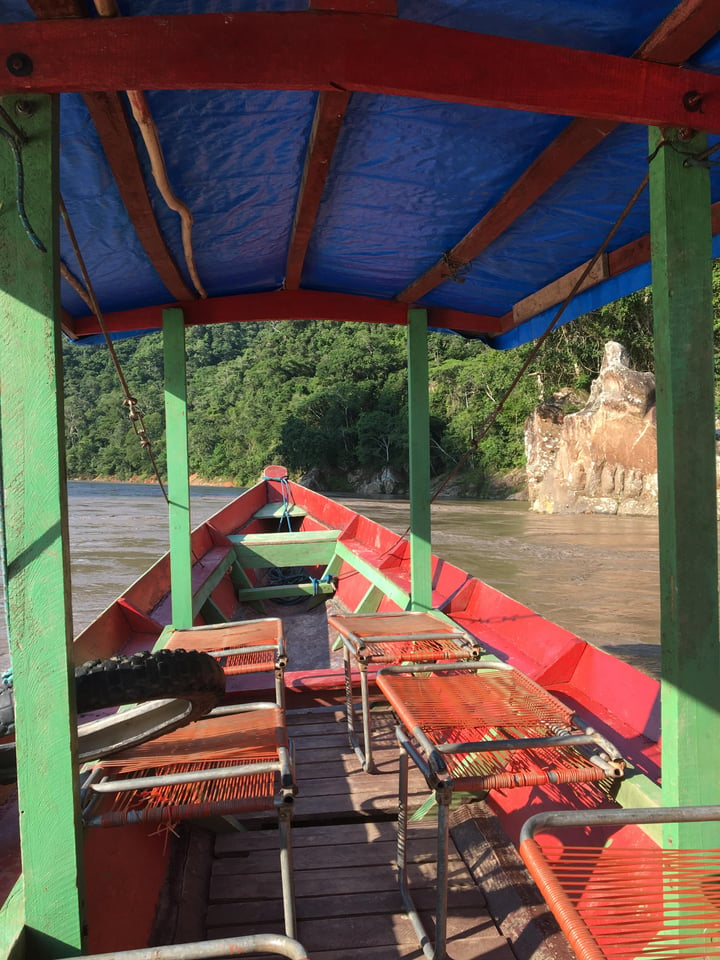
[
  {"xmin": 3, "ymin": 14, "xmax": 720, "ymax": 133},
  {"xmin": 285, "ymin": 90, "xmax": 352, "ymax": 290},
  {"xmin": 397, "ymin": 0, "xmax": 720, "ymax": 305},
  {"xmin": 235, "ymin": 582, "xmax": 335, "ymax": 602},
  {"xmin": 230, "ymin": 530, "xmax": 341, "ymax": 568}
]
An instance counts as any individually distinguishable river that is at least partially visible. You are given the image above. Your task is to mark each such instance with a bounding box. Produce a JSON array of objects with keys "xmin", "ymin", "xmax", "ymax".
[{"xmin": 0, "ymin": 481, "xmax": 662, "ymax": 679}]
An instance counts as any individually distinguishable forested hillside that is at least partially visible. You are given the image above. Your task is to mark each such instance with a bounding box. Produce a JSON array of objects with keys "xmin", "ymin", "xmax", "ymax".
[{"xmin": 62, "ymin": 272, "xmax": 717, "ymax": 493}]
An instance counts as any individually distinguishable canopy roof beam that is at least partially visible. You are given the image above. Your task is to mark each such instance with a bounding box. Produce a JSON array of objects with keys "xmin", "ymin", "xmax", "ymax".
[
  {"xmin": 68, "ymin": 290, "xmax": 505, "ymax": 338},
  {"xmin": 284, "ymin": 90, "xmax": 351, "ymax": 290},
  {"xmin": 397, "ymin": 0, "xmax": 720, "ymax": 305},
  {"xmin": 3, "ymin": 14, "xmax": 720, "ymax": 133}
]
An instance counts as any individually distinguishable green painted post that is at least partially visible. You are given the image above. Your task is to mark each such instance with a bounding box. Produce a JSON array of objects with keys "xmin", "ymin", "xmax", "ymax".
[
  {"xmin": 163, "ymin": 308, "xmax": 193, "ymax": 629},
  {"xmin": 407, "ymin": 309, "xmax": 432, "ymax": 611},
  {"xmin": 649, "ymin": 127, "xmax": 720, "ymax": 847},
  {"xmin": 0, "ymin": 95, "xmax": 84, "ymax": 955}
]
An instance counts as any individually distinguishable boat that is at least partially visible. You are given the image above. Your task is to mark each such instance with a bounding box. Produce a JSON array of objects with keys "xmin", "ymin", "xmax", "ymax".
[
  {"xmin": 0, "ymin": 467, "xmax": 663, "ymax": 958},
  {"xmin": 0, "ymin": 0, "xmax": 719, "ymax": 958}
]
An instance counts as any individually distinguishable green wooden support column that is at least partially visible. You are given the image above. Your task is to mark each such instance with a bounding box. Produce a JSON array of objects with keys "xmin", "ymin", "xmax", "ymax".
[
  {"xmin": 407, "ymin": 308, "xmax": 432, "ymax": 611},
  {"xmin": 0, "ymin": 94, "xmax": 84, "ymax": 956},
  {"xmin": 649, "ymin": 127, "xmax": 720, "ymax": 847},
  {"xmin": 163, "ymin": 308, "xmax": 193, "ymax": 629}
]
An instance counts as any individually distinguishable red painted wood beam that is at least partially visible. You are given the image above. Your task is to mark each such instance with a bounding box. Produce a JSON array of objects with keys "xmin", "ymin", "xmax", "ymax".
[
  {"xmin": 635, "ymin": 0, "xmax": 720, "ymax": 61},
  {"xmin": 397, "ymin": 118, "xmax": 618, "ymax": 304},
  {"xmin": 69, "ymin": 289, "xmax": 503, "ymax": 337},
  {"xmin": 82, "ymin": 93, "xmax": 196, "ymax": 301},
  {"xmin": 285, "ymin": 91, "xmax": 351, "ymax": 290},
  {"xmin": 26, "ymin": 0, "xmax": 196, "ymax": 302},
  {"xmin": 397, "ymin": 0, "xmax": 720, "ymax": 304},
  {"xmin": 2, "ymin": 14, "xmax": 720, "ymax": 131},
  {"xmin": 499, "ymin": 199, "xmax": 720, "ymax": 333}
]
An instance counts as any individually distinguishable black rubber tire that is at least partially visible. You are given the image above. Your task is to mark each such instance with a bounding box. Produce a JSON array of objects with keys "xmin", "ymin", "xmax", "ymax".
[
  {"xmin": 0, "ymin": 649, "xmax": 226, "ymax": 784},
  {"xmin": 74, "ymin": 648, "xmax": 225, "ymax": 721}
]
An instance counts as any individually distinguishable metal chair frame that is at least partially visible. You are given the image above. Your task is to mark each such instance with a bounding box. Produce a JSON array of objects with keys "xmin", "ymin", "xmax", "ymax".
[
  {"xmin": 328, "ymin": 611, "xmax": 481, "ymax": 773},
  {"xmin": 164, "ymin": 618, "xmax": 288, "ymax": 707},
  {"xmin": 60, "ymin": 934, "xmax": 311, "ymax": 959},
  {"xmin": 81, "ymin": 702, "xmax": 298, "ymax": 938},
  {"xmin": 376, "ymin": 660, "xmax": 626, "ymax": 960},
  {"xmin": 519, "ymin": 805, "xmax": 720, "ymax": 960}
]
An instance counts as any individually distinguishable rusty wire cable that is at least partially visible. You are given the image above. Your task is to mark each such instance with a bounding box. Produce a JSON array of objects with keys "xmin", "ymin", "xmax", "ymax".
[{"xmin": 59, "ymin": 196, "xmax": 169, "ymax": 503}]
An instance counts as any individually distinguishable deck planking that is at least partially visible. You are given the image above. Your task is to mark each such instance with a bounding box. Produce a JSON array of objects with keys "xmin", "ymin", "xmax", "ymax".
[{"xmin": 205, "ymin": 706, "xmax": 517, "ymax": 959}]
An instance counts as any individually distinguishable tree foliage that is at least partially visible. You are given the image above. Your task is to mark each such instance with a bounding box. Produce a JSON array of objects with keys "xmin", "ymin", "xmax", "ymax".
[{"xmin": 62, "ymin": 264, "xmax": 720, "ymax": 491}]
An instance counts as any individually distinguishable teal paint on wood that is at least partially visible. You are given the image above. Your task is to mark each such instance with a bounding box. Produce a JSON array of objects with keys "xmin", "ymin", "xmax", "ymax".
[
  {"xmin": 407, "ymin": 309, "xmax": 432, "ymax": 611},
  {"xmin": 0, "ymin": 95, "xmax": 84, "ymax": 955},
  {"xmin": 163, "ymin": 309, "xmax": 193, "ymax": 629},
  {"xmin": 649, "ymin": 127, "xmax": 720, "ymax": 847},
  {"xmin": 334, "ymin": 541, "xmax": 410, "ymax": 610}
]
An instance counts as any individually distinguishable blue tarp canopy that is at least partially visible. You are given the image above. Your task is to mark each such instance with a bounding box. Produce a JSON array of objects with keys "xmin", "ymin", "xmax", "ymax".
[{"xmin": 2, "ymin": 0, "xmax": 719, "ymax": 347}]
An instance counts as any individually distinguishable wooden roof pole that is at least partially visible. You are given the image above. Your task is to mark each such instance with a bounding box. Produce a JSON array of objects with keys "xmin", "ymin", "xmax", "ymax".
[
  {"xmin": 407, "ymin": 309, "xmax": 432, "ymax": 611},
  {"xmin": 649, "ymin": 125, "xmax": 720, "ymax": 848},
  {"xmin": 163, "ymin": 308, "xmax": 193, "ymax": 630},
  {"xmin": 0, "ymin": 94, "xmax": 85, "ymax": 956}
]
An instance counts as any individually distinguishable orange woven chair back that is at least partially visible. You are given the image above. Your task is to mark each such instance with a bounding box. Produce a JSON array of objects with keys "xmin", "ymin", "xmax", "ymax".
[
  {"xmin": 377, "ymin": 664, "xmax": 621, "ymax": 791},
  {"xmin": 329, "ymin": 611, "xmax": 478, "ymax": 664},
  {"xmin": 520, "ymin": 808, "xmax": 720, "ymax": 960},
  {"xmin": 165, "ymin": 619, "xmax": 284, "ymax": 675},
  {"xmin": 87, "ymin": 708, "xmax": 290, "ymax": 827}
]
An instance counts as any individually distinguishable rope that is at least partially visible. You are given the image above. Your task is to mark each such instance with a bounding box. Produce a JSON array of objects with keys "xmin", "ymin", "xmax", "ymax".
[
  {"xmin": 90, "ymin": 0, "xmax": 205, "ymax": 298},
  {"xmin": 331, "ymin": 169, "xmax": 652, "ymax": 583},
  {"xmin": 277, "ymin": 477, "xmax": 293, "ymax": 532},
  {"xmin": 59, "ymin": 196, "xmax": 169, "ymax": 503},
  {"xmin": 0, "ymin": 125, "xmax": 46, "ymax": 253},
  {"xmin": 125, "ymin": 90, "xmax": 206, "ymax": 299},
  {"xmin": 431, "ymin": 171, "xmax": 650, "ymax": 502},
  {"xmin": 309, "ymin": 573, "xmax": 333, "ymax": 596}
]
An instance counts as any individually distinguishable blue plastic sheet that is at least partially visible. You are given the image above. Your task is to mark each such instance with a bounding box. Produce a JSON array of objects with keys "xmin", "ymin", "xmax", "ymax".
[{"xmin": 0, "ymin": 1, "xmax": 718, "ymax": 349}]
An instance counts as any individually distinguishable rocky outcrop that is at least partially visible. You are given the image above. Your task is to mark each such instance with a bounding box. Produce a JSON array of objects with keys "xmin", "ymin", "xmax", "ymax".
[
  {"xmin": 525, "ymin": 342, "xmax": 659, "ymax": 515},
  {"xmin": 347, "ymin": 465, "xmax": 406, "ymax": 496}
]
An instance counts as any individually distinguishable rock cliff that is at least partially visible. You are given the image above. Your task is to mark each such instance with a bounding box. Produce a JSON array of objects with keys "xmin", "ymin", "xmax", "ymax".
[{"xmin": 525, "ymin": 342, "xmax": 659, "ymax": 515}]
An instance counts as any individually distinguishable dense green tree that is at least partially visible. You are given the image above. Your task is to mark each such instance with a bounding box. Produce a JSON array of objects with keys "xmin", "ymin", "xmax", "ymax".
[{"xmin": 60, "ymin": 265, "xmax": 720, "ymax": 491}]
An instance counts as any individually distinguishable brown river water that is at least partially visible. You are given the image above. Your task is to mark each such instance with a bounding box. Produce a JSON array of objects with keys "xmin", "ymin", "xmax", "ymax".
[{"xmin": 0, "ymin": 481, "xmax": 662, "ymax": 680}]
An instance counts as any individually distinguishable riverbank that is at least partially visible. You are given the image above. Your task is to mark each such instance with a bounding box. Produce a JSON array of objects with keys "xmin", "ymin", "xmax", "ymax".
[{"xmin": 68, "ymin": 473, "xmax": 239, "ymax": 487}]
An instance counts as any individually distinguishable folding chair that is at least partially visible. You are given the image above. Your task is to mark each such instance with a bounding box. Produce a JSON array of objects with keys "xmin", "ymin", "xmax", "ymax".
[
  {"xmin": 376, "ymin": 660, "xmax": 626, "ymax": 960},
  {"xmin": 328, "ymin": 611, "xmax": 481, "ymax": 772},
  {"xmin": 519, "ymin": 805, "xmax": 720, "ymax": 960},
  {"xmin": 81, "ymin": 702, "xmax": 298, "ymax": 938},
  {"xmin": 164, "ymin": 618, "xmax": 288, "ymax": 707}
]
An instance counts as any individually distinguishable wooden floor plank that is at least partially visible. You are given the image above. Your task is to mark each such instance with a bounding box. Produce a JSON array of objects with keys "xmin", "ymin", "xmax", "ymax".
[{"xmin": 198, "ymin": 708, "xmax": 515, "ymax": 960}]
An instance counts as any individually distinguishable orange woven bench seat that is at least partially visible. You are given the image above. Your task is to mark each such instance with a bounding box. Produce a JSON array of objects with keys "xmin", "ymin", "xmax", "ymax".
[
  {"xmin": 328, "ymin": 611, "xmax": 481, "ymax": 773},
  {"xmin": 84, "ymin": 706, "xmax": 292, "ymax": 827},
  {"xmin": 329, "ymin": 611, "xmax": 480, "ymax": 664},
  {"xmin": 375, "ymin": 661, "xmax": 625, "ymax": 960},
  {"xmin": 376, "ymin": 661, "xmax": 624, "ymax": 791},
  {"xmin": 164, "ymin": 618, "xmax": 287, "ymax": 704},
  {"xmin": 82, "ymin": 703, "xmax": 299, "ymax": 937},
  {"xmin": 519, "ymin": 806, "xmax": 720, "ymax": 960}
]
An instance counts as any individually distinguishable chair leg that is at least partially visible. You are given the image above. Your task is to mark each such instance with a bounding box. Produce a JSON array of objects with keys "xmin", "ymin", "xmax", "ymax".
[
  {"xmin": 358, "ymin": 663, "xmax": 376, "ymax": 773},
  {"xmin": 275, "ymin": 665, "xmax": 286, "ymax": 709},
  {"xmin": 278, "ymin": 800, "xmax": 296, "ymax": 939},
  {"xmin": 397, "ymin": 745, "xmax": 451, "ymax": 960}
]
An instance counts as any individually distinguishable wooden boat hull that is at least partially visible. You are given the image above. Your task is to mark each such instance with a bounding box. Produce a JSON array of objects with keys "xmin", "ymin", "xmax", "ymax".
[{"xmin": 0, "ymin": 470, "xmax": 663, "ymax": 956}]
